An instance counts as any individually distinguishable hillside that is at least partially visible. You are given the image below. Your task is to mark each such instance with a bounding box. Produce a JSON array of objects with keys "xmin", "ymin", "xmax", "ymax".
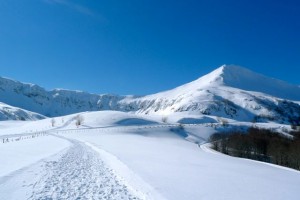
[
  {"xmin": 0, "ymin": 102, "xmax": 46, "ymax": 121},
  {"xmin": 0, "ymin": 65, "xmax": 299, "ymax": 124},
  {"xmin": 123, "ymin": 65, "xmax": 300, "ymax": 124}
]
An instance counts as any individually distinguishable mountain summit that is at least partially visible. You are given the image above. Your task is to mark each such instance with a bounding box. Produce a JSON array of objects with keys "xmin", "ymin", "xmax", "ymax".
[
  {"xmin": 209, "ymin": 65, "xmax": 300, "ymax": 100},
  {"xmin": 0, "ymin": 65, "xmax": 299, "ymax": 124},
  {"xmin": 154, "ymin": 65, "xmax": 300, "ymax": 101}
]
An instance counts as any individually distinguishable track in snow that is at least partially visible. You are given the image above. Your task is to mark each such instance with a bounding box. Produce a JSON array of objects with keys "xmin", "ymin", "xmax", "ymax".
[{"xmin": 0, "ymin": 137, "xmax": 142, "ymax": 200}]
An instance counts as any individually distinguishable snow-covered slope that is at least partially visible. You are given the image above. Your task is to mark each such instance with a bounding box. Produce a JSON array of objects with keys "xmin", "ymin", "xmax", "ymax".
[
  {"xmin": 0, "ymin": 102, "xmax": 46, "ymax": 121},
  {"xmin": 1, "ymin": 111, "xmax": 299, "ymax": 200},
  {"xmin": 121, "ymin": 65, "xmax": 300, "ymax": 123},
  {"xmin": 1, "ymin": 65, "xmax": 299, "ymax": 124},
  {"xmin": 0, "ymin": 77, "xmax": 127, "ymax": 117}
]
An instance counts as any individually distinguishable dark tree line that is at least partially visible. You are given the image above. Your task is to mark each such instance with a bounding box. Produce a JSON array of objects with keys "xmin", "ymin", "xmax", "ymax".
[{"xmin": 210, "ymin": 128, "xmax": 300, "ymax": 170}]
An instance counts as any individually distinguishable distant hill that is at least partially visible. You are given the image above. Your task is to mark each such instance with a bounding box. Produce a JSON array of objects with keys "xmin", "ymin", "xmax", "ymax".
[{"xmin": 0, "ymin": 102, "xmax": 45, "ymax": 121}]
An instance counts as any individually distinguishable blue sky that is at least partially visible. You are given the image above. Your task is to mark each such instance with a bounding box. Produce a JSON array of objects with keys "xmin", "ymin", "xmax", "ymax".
[{"xmin": 0, "ymin": 0, "xmax": 299, "ymax": 95}]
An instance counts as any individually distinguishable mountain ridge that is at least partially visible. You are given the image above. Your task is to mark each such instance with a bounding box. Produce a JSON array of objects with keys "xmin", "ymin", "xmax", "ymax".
[
  {"xmin": 1, "ymin": 65, "xmax": 299, "ymax": 124},
  {"xmin": 136, "ymin": 65, "xmax": 300, "ymax": 101}
]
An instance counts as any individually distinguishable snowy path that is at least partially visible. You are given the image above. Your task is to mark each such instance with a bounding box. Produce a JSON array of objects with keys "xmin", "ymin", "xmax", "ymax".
[{"xmin": 0, "ymin": 136, "xmax": 142, "ymax": 200}]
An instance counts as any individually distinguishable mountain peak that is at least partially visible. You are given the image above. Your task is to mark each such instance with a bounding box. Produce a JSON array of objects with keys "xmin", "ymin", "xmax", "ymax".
[
  {"xmin": 214, "ymin": 64, "xmax": 258, "ymax": 80},
  {"xmin": 218, "ymin": 64, "xmax": 264, "ymax": 84},
  {"xmin": 189, "ymin": 64, "xmax": 257, "ymax": 87},
  {"xmin": 165, "ymin": 64, "xmax": 300, "ymax": 101},
  {"xmin": 205, "ymin": 65, "xmax": 300, "ymax": 101}
]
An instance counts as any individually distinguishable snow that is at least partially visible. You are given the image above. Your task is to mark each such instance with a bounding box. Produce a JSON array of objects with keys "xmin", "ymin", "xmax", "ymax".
[
  {"xmin": 0, "ymin": 102, "xmax": 45, "ymax": 121},
  {"xmin": 85, "ymin": 142, "xmax": 165, "ymax": 200},
  {"xmin": 73, "ymin": 111, "xmax": 159, "ymax": 127},
  {"xmin": 1, "ymin": 111, "xmax": 299, "ymax": 199},
  {"xmin": 61, "ymin": 125, "xmax": 300, "ymax": 200},
  {"xmin": 1, "ymin": 65, "xmax": 300, "ymax": 199},
  {"xmin": 117, "ymin": 65, "xmax": 300, "ymax": 123},
  {"xmin": 1, "ymin": 65, "xmax": 300, "ymax": 126},
  {"xmin": 0, "ymin": 118, "xmax": 55, "ymax": 136},
  {"xmin": 219, "ymin": 65, "xmax": 300, "ymax": 101},
  {"xmin": 0, "ymin": 135, "xmax": 70, "ymax": 177},
  {"xmin": 0, "ymin": 137, "xmax": 143, "ymax": 200}
]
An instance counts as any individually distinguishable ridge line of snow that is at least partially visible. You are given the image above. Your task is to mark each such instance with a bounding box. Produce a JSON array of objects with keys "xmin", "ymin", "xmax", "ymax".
[{"xmin": 1, "ymin": 65, "xmax": 300, "ymax": 120}]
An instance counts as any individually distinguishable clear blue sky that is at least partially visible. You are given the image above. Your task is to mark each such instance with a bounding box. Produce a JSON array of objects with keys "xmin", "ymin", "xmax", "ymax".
[{"xmin": 0, "ymin": 0, "xmax": 299, "ymax": 95}]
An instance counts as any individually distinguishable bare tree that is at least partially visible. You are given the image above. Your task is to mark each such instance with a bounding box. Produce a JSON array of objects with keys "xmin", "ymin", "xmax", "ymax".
[
  {"xmin": 162, "ymin": 116, "xmax": 168, "ymax": 123},
  {"xmin": 51, "ymin": 118, "xmax": 56, "ymax": 127},
  {"xmin": 75, "ymin": 114, "xmax": 84, "ymax": 127}
]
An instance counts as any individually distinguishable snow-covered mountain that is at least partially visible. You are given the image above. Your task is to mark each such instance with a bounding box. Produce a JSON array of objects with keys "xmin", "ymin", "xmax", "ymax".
[
  {"xmin": 0, "ymin": 77, "xmax": 127, "ymax": 117},
  {"xmin": 0, "ymin": 102, "xmax": 46, "ymax": 121},
  {"xmin": 1, "ymin": 65, "xmax": 299, "ymax": 124},
  {"xmin": 123, "ymin": 65, "xmax": 300, "ymax": 124}
]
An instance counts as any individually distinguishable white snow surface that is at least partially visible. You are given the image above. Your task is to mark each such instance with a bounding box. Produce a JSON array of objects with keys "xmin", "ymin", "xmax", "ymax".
[
  {"xmin": 0, "ymin": 111, "xmax": 299, "ymax": 199},
  {"xmin": 0, "ymin": 135, "xmax": 70, "ymax": 177},
  {"xmin": 0, "ymin": 102, "xmax": 45, "ymax": 121}
]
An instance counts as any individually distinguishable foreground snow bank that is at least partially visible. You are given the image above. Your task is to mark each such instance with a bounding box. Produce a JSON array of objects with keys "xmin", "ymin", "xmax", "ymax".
[{"xmin": 0, "ymin": 135, "xmax": 70, "ymax": 177}]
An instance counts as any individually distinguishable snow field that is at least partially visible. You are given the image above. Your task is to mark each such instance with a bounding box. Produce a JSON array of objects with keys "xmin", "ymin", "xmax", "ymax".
[
  {"xmin": 64, "ymin": 126, "xmax": 300, "ymax": 200},
  {"xmin": 0, "ymin": 135, "xmax": 147, "ymax": 200},
  {"xmin": 28, "ymin": 137, "xmax": 143, "ymax": 200},
  {"xmin": 0, "ymin": 110, "xmax": 300, "ymax": 199},
  {"xmin": 0, "ymin": 135, "xmax": 70, "ymax": 177}
]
